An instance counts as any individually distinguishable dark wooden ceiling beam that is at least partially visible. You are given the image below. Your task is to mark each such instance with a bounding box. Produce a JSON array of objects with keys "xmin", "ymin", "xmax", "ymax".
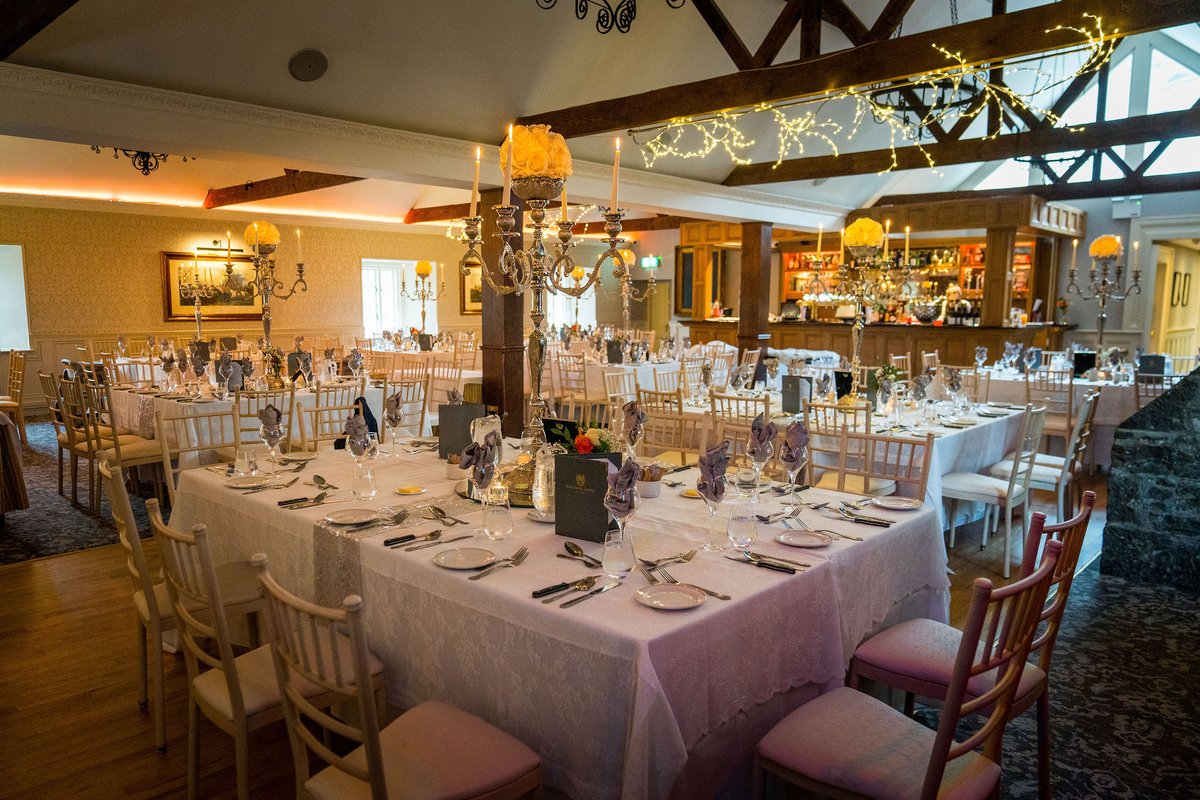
[
  {"xmin": 819, "ymin": 0, "xmax": 868, "ymax": 44},
  {"xmin": 403, "ymin": 203, "xmax": 470, "ymax": 225},
  {"xmin": 403, "ymin": 204, "xmax": 700, "ymax": 233},
  {"xmin": 875, "ymin": 170, "xmax": 1200, "ymax": 205},
  {"xmin": 865, "ymin": 0, "xmax": 917, "ymax": 42},
  {"xmin": 756, "ymin": 0, "xmax": 808, "ymax": 67},
  {"xmin": 516, "ymin": 0, "xmax": 1194, "ymax": 139},
  {"xmin": 203, "ymin": 170, "xmax": 364, "ymax": 209},
  {"xmin": 0, "ymin": 0, "xmax": 81, "ymax": 59},
  {"xmin": 724, "ymin": 105, "xmax": 1200, "ymax": 185},
  {"xmin": 690, "ymin": 0, "xmax": 755, "ymax": 70}
]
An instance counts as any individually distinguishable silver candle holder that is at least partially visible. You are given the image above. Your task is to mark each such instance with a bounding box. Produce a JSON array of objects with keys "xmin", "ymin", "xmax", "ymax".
[
  {"xmin": 1067, "ymin": 252, "xmax": 1140, "ymax": 347},
  {"xmin": 222, "ymin": 240, "xmax": 308, "ymax": 388},
  {"xmin": 179, "ymin": 263, "xmax": 220, "ymax": 343}
]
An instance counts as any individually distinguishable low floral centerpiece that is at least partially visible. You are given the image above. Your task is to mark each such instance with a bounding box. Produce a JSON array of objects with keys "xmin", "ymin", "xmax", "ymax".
[
  {"xmin": 501, "ymin": 124, "xmax": 573, "ymax": 201},
  {"xmin": 571, "ymin": 427, "xmax": 622, "ymax": 454},
  {"xmin": 1088, "ymin": 234, "xmax": 1122, "ymax": 261},
  {"xmin": 245, "ymin": 221, "xmax": 281, "ymax": 256},
  {"xmin": 844, "ymin": 218, "xmax": 885, "ymax": 261}
]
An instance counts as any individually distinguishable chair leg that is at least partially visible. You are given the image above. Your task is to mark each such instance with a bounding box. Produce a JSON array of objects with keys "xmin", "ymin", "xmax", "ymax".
[
  {"xmin": 948, "ymin": 499, "xmax": 958, "ymax": 548},
  {"xmin": 235, "ymin": 727, "xmax": 250, "ymax": 800},
  {"xmin": 1003, "ymin": 504, "xmax": 1013, "ymax": 579},
  {"xmin": 1037, "ymin": 690, "xmax": 1053, "ymax": 800},
  {"xmin": 70, "ymin": 453, "xmax": 79, "ymax": 505},
  {"xmin": 14, "ymin": 407, "xmax": 26, "ymax": 446},
  {"xmin": 188, "ymin": 700, "xmax": 201, "ymax": 800},
  {"xmin": 137, "ymin": 617, "xmax": 149, "ymax": 711},
  {"xmin": 57, "ymin": 447, "xmax": 65, "ymax": 495},
  {"xmin": 149, "ymin": 618, "xmax": 167, "ymax": 753},
  {"xmin": 903, "ymin": 691, "xmax": 915, "ymax": 717}
]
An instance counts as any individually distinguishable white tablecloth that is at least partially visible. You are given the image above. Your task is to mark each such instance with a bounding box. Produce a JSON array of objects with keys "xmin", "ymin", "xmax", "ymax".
[
  {"xmin": 168, "ymin": 450, "xmax": 949, "ymax": 800},
  {"xmin": 984, "ymin": 372, "xmax": 1134, "ymax": 466}
]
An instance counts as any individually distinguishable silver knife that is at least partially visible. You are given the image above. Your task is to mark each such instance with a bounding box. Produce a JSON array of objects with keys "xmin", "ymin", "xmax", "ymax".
[
  {"xmin": 406, "ymin": 534, "xmax": 473, "ymax": 551},
  {"xmin": 560, "ymin": 580, "xmax": 620, "ymax": 608}
]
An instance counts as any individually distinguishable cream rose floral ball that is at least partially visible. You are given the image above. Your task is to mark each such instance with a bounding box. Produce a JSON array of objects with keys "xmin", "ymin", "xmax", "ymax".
[
  {"xmin": 1089, "ymin": 234, "xmax": 1122, "ymax": 260},
  {"xmin": 244, "ymin": 221, "xmax": 282, "ymax": 247},
  {"xmin": 843, "ymin": 218, "xmax": 885, "ymax": 249},
  {"xmin": 500, "ymin": 124, "xmax": 573, "ymax": 180}
]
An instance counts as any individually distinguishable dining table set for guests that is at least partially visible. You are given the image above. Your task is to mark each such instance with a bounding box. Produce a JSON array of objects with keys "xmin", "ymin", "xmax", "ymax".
[{"xmin": 166, "ymin": 433, "xmax": 950, "ymax": 800}]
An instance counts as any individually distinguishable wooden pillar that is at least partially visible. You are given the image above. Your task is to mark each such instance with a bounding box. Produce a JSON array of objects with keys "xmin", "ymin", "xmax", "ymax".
[
  {"xmin": 690, "ymin": 244, "xmax": 713, "ymax": 321},
  {"xmin": 982, "ymin": 226, "xmax": 1016, "ymax": 327},
  {"xmin": 738, "ymin": 222, "xmax": 773, "ymax": 361},
  {"xmin": 478, "ymin": 187, "xmax": 527, "ymax": 438}
]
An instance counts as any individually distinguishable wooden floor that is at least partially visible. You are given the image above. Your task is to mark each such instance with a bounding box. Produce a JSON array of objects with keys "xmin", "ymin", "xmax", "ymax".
[{"xmin": 0, "ymin": 476, "xmax": 1108, "ymax": 799}]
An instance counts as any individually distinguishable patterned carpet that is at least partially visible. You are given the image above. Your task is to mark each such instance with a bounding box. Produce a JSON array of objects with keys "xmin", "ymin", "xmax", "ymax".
[
  {"xmin": 0, "ymin": 419, "xmax": 151, "ymax": 564},
  {"xmin": 916, "ymin": 564, "xmax": 1200, "ymax": 799}
]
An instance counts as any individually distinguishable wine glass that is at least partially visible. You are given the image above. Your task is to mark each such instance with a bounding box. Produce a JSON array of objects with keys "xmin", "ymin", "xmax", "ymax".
[
  {"xmin": 747, "ymin": 437, "xmax": 773, "ymax": 505},
  {"xmin": 701, "ymin": 492, "xmax": 726, "ymax": 552},
  {"xmin": 384, "ymin": 410, "xmax": 404, "ymax": 456},
  {"xmin": 259, "ymin": 424, "xmax": 285, "ymax": 473},
  {"xmin": 365, "ymin": 432, "xmax": 380, "ymax": 463},
  {"xmin": 781, "ymin": 446, "xmax": 808, "ymax": 508},
  {"xmin": 727, "ymin": 512, "xmax": 760, "ymax": 549},
  {"xmin": 1024, "ymin": 348, "xmax": 1038, "ymax": 374}
]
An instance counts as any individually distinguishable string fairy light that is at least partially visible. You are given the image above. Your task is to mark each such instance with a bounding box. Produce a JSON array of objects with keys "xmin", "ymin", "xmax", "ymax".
[{"xmin": 631, "ymin": 14, "xmax": 1117, "ymax": 173}]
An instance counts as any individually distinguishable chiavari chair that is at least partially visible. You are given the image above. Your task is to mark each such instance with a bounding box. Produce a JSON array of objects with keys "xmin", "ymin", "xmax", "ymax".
[
  {"xmin": 380, "ymin": 376, "xmax": 429, "ymax": 439},
  {"xmin": 637, "ymin": 387, "xmax": 706, "ymax": 466},
  {"xmin": 157, "ymin": 408, "xmax": 240, "ymax": 505},
  {"xmin": 803, "ymin": 398, "xmax": 871, "ymax": 489},
  {"xmin": 833, "ymin": 429, "xmax": 934, "ymax": 500},
  {"xmin": 1024, "ymin": 368, "xmax": 1075, "ymax": 444},
  {"xmin": 427, "ymin": 357, "xmax": 463, "ymax": 411},
  {"xmin": 921, "ymin": 350, "xmax": 940, "ymax": 371},
  {"xmin": 80, "ymin": 379, "xmax": 162, "ymax": 511},
  {"xmin": 37, "ymin": 369, "xmax": 68, "ymax": 494},
  {"xmin": 1134, "ymin": 369, "xmax": 1185, "ymax": 410},
  {"xmin": 232, "ymin": 387, "xmax": 297, "ymax": 453},
  {"xmin": 1, "ymin": 349, "xmax": 28, "ymax": 445},
  {"xmin": 300, "ymin": 400, "xmax": 364, "ymax": 453}
]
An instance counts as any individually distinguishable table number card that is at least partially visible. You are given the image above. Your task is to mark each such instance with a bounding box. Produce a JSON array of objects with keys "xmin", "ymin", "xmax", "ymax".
[
  {"xmin": 555, "ymin": 452, "xmax": 621, "ymax": 543},
  {"xmin": 437, "ymin": 402, "xmax": 486, "ymax": 459},
  {"xmin": 418, "ymin": 334, "xmax": 433, "ymax": 352},
  {"xmin": 606, "ymin": 340, "xmax": 624, "ymax": 364},
  {"xmin": 1073, "ymin": 350, "xmax": 1097, "ymax": 376},
  {"xmin": 781, "ymin": 375, "xmax": 811, "ymax": 414},
  {"xmin": 834, "ymin": 369, "xmax": 854, "ymax": 399}
]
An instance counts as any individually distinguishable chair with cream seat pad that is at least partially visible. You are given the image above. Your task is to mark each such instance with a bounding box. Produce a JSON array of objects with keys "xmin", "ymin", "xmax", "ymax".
[
  {"xmin": 109, "ymin": 487, "xmax": 263, "ymax": 753},
  {"xmin": 756, "ymin": 538, "xmax": 1064, "ymax": 800},
  {"xmin": 638, "ymin": 387, "xmax": 706, "ymax": 466},
  {"xmin": 802, "ymin": 398, "xmax": 884, "ymax": 494},
  {"xmin": 0, "ymin": 349, "xmax": 28, "ymax": 445},
  {"xmin": 849, "ymin": 494, "xmax": 1095, "ymax": 800},
  {"xmin": 37, "ymin": 369, "xmax": 69, "ymax": 494},
  {"xmin": 1024, "ymin": 368, "xmax": 1075, "ymax": 444},
  {"xmin": 252, "ymin": 554, "xmax": 541, "ymax": 800},
  {"xmin": 943, "ymin": 405, "xmax": 1046, "ymax": 578},
  {"xmin": 990, "ymin": 391, "xmax": 1099, "ymax": 521},
  {"xmin": 150, "ymin": 508, "xmax": 376, "ymax": 800},
  {"xmin": 833, "ymin": 429, "xmax": 934, "ymax": 501}
]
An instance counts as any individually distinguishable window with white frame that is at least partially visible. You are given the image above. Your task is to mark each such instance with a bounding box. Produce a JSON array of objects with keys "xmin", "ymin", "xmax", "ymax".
[
  {"xmin": 545, "ymin": 284, "xmax": 597, "ymax": 329},
  {"xmin": 361, "ymin": 258, "xmax": 439, "ymax": 335},
  {"xmin": 0, "ymin": 245, "xmax": 31, "ymax": 350}
]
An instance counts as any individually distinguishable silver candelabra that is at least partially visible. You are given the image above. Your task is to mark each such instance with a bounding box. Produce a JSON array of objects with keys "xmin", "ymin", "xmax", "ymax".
[
  {"xmin": 612, "ymin": 251, "xmax": 657, "ymax": 333},
  {"xmin": 179, "ymin": 263, "xmax": 220, "ymax": 343},
  {"xmin": 839, "ymin": 248, "xmax": 915, "ymax": 398},
  {"xmin": 1066, "ymin": 253, "xmax": 1140, "ymax": 347},
  {"xmin": 460, "ymin": 176, "xmax": 624, "ymax": 445},
  {"xmin": 401, "ymin": 269, "xmax": 443, "ymax": 333},
  {"xmin": 223, "ymin": 240, "xmax": 307, "ymax": 387}
]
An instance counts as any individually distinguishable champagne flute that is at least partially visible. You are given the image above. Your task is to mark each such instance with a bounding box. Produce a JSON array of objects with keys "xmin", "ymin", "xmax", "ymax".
[
  {"xmin": 781, "ymin": 446, "xmax": 807, "ymax": 508},
  {"xmin": 747, "ymin": 437, "xmax": 773, "ymax": 505},
  {"xmin": 701, "ymin": 493, "xmax": 725, "ymax": 552}
]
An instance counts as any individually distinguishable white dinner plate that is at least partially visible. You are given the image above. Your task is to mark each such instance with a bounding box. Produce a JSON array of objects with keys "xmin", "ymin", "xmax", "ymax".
[
  {"xmin": 776, "ymin": 531, "xmax": 834, "ymax": 548},
  {"xmin": 279, "ymin": 453, "xmax": 318, "ymax": 463},
  {"xmin": 225, "ymin": 475, "xmax": 271, "ymax": 489},
  {"xmin": 527, "ymin": 510, "xmax": 555, "ymax": 523},
  {"xmin": 871, "ymin": 496, "xmax": 924, "ymax": 511},
  {"xmin": 942, "ymin": 417, "xmax": 979, "ymax": 427},
  {"xmin": 324, "ymin": 508, "xmax": 379, "ymax": 525},
  {"xmin": 433, "ymin": 547, "xmax": 496, "ymax": 570},
  {"xmin": 635, "ymin": 583, "xmax": 705, "ymax": 611}
]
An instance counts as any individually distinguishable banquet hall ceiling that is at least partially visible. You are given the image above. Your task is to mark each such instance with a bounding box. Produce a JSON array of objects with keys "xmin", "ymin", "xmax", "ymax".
[{"xmin": 0, "ymin": 0, "xmax": 1161, "ymax": 224}]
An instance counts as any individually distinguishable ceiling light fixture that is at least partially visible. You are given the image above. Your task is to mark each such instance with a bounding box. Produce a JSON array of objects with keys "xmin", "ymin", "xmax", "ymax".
[
  {"xmin": 534, "ymin": 0, "xmax": 684, "ymax": 34},
  {"xmin": 90, "ymin": 145, "xmax": 194, "ymax": 176}
]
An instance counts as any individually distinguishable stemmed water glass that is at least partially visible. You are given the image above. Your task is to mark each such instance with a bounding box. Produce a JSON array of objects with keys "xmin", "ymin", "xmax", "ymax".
[
  {"xmin": 747, "ymin": 436, "xmax": 773, "ymax": 505},
  {"xmin": 259, "ymin": 424, "xmax": 285, "ymax": 475},
  {"xmin": 1024, "ymin": 348, "xmax": 1038, "ymax": 373},
  {"xmin": 602, "ymin": 484, "xmax": 638, "ymax": 579},
  {"xmin": 780, "ymin": 446, "xmax": 808, "ymax": 509},
  {"xmin": 384, "ymin": 410, "xmax": 404, "ymax": 456},
  {"xmin": 701, "ymin": 491, "xmax": 726, "ymax": 552}
]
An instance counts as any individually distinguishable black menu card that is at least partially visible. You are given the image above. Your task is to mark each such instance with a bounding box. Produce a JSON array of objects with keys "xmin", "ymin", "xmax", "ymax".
[
  {"xmin": 437, "ymin": 403, "xmax": 486, "ymax": 459},
  {"xmin": 555, "ymin": 452, "xmax": 621, "ymax": 544}
]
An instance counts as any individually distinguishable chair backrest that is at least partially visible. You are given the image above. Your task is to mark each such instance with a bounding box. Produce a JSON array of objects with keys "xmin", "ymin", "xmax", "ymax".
[
  {"xmin": 88, "ymin": 338, "xmax": 120, "ymax": 362},
  {"xmin": 804, "ymin": 398, "xmax": 870, "ymax": 483},
  {"xmin": 147, "ymin": 501, "xmax": 245, "ymax": 720},
  {"xmin": 602, "ymin": 370, "xmax": 637, "ymax": 404},
  {"xmin": 653, "ymin": 369, "xmax": 681, "ymax": 393},
  {"xmin": 1056, "ymin": 390, "xmax": 1100, "ymax": 491},
  {"xmin": 57, "ymin": 375, "xmax": 89, "ymax": 450},
  {"xmin": 709, "ymin": 391, "xmax": 770, "ymax": 425},
  {"xmin": 426, "ymin": 357, "xmax": 462, "ymax": 411},
  {"xmin": 710, "ymin": 353, "xmax": 735, "ymax": 389},
  {"xmin": 921, "ymin": 540, "xmax": 1063, "ymax": 799},
  {"xmin": 381, "ymin": 377, "xmax": 428, "ymax": 439},
  {"xmin": 80, "ymin": 380, "xmax": 123, "ymax": 463},
  {"xmin": 354, "ymin": 337, "xmax": 373, "ymax": 354},
  {"xmin": 1001, "ymin": 405, "xmax": 1047, "ymax": 500},
  {"xmin": 233, "ymin": 387, "xmax": 297, "ymax": 450},
  {"xmin": 1025, "ymin": 368, "xmax": 1075, "ymax": 424},
  {"xmin": 301, "ymin": 401, "xmax": 363, "ymax": 452},
  {"xmin": 739, "ymin": 347, "xmax": 762, "ymax": 371},
  {"xmin": 314, "ymin": 380, "xmax": 366, "ymax": 409},
  {"xmin": 253, "ymin": 554, "xmax": 386, "ymax": 799},
  {"xmin": 680, "ymin": 361, "xmax": 704, "ymax": 396},
  {"xmin": 6, "ymin": 350, "xmax": 26, "ymax": 402},
  {"xmin": 889, "ymin": 353, "xmax": 912, "ymax": 378},
  {"xmin": 557, "ymin": 352, "xmax": 590, "ymax": 396},
  {"xmin": 921, "ymin": 350, "xmax": 940, "ymax": 371},
  {"xmin": 942, "ymin": 365, "xmax": 990, "ymax": 403},
  {"xmin": 112, "ymin": 359, "xmax": 156, "ymax": 388},
  {"xmin": 37, "ymin": 369, "xmax": 66, "ymax": 432},
  {"xmin": 1134, "ymin": 370, "xmax": 1185, "ymax": 409},
  {"xmin": 157, "ymin": 408, "xmax": 239, "ymax": 505},
  {"xmin": 1018, "ymin": 491, "xmax": 1097, "ymax": 676},
  {"xmin": 835, "ymin": 430, "xmax": 934, "ymax": 499},
  {"xmin": 637, "ymin": 388, "xmax": 706, "ymax": 465},
  {"xmin": 100, "ymin": 458, "xmax": 163, "ymax": 622},
  {"xmin": 367, "ymin": 351, "xmax": 395, "ymax": 380}
]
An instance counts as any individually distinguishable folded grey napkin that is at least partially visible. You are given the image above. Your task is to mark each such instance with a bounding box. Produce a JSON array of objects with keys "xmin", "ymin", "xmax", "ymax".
[
  {"xmin": 447, "ymin": 389, "xmax": 463, "ymax": 405},
  {"xmin": 697, "ymin": 443, "xmax": 729, "ymax": 505},
  {"xmin": 161, "ymin": 354, "xmax": 177, "ymax": 374},
  {"xmin": 293, "ymin": 335, "xmax": 305, "ymax": 352},
  {"xmin": 344, "ymin": 413, "xmax": 369, "ymax": 457},
  {"xmin": 604, "ymin": 458, "xmax": 640, "ymax": 519},
  {"xmin": 384, "ymin": 392, "xmax": 405, "ymax": 426},
  {"xmin": 622, "ymin": 400, "xmax": 646, "ymax": 446},
  {"xmin": 779, "ymin": 421, "xmax": 809, "ymax": 468},
  {"xmin": 190, "ymin": 354, "xmax": 207, "ymax": 378},
  {"xmin": 912, "ymin": 373, "xmax": 932, "ymax": 401},
  {"xmin": 239, "ymin": 358, "xmax": 255, "ymax": 380},
  {"xmin": 815, "ymin": 373, "xmax": 832, "ymax": 397},
  {"xmin": 975, "ymin": 345, "xmax": 988, "ymax": 364},
  {"xmin": 943, "ymin": 367, "xmax": 962, "ymax": 393},
  {"xmin": 459, "ymin": 430, "xmax": 500, "ymax": 489},
  {"xmin": 747, "ymin": 412, "xmax": 776, "ymax": 461}
]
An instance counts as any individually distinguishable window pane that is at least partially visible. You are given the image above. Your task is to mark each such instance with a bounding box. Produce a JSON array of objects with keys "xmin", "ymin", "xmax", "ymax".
[
  {"xmin": 1148, "ymin": 49, "xmax": 1200, "ymax": 114},
  {"xmin": 0, "ymin": 245, "xmax": 30, "ymax": 349}
]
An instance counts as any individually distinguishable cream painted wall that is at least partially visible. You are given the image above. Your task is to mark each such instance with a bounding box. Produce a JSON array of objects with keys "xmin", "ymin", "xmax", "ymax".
[{"xmin": 0, "ymin": 203, "xmax": 480, "ymax": 409}]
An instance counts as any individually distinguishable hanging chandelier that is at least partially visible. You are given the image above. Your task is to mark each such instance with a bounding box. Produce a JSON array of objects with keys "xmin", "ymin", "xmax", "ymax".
[
  {"xmin": 90, "ymin": 145, "xmax": 194, "ymax": 176},
  {"xmin": 534, "ymin": 0, "xmax": 685, "ymax": 34}
]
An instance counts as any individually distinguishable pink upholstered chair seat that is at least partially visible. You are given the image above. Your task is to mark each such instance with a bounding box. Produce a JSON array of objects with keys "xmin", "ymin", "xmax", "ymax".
[
  {"xmin": 853, "ymin": 618, "xmax": 1046, "ymax": 707},
  {"xmin": 757, "ymin": 687, "xmax": 1000, "ymax": 800},
  {"xmin": 306, "ymin": 700, "xmax": 541, "ymax": 800}
]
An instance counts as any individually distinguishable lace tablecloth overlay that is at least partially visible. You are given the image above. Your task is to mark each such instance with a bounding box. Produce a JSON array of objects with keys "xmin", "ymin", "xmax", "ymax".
[{"xmin": 171, "ymin": 447, "xmax": 948, "ymax": 800}]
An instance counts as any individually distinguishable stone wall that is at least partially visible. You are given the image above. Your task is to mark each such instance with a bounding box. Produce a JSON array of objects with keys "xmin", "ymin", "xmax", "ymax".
[{"xmin": 1102, "ymin": 369, "xmax": 1200, "ymax": 592}]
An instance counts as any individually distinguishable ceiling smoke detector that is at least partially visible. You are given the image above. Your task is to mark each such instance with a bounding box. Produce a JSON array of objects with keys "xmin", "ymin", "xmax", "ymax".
[{"xmin": 288, "ymin": 49, "xmax": 328, "ymax": 82}]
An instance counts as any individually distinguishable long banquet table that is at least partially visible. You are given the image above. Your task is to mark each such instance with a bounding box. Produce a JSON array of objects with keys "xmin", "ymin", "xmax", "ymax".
[{"xmin": 169, "ymin": 446, "xmax": 949, "ymax": 800}]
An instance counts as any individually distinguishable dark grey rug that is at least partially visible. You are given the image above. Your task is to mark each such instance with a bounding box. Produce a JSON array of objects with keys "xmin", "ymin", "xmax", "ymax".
[
  {"xmin": 0, "ymin": 420, "xmax": 151, "ymax": 564},
  {"xmin": 917, "ymin": 564, "xmax": 1200, "ymax": 799}
]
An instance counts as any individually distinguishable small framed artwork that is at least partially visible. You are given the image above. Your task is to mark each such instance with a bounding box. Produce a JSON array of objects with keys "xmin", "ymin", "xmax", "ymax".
[
  {"xmin": 1171, "ymin": 272, "xmax": 1182, "ymax": 308},
  {"xmin": 161, "ymin": 252, "xmax": 262, "ymax": 322},
  {"xmin": 460, "ymin": 263, "xmax": 483, "ymax": 315},
  {"xmin": 1183, "ymin": 273, "xmax": 1192, "ymax": 308}
]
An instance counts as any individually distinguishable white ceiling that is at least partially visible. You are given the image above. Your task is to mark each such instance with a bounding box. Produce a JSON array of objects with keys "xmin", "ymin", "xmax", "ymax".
[{"xmin": 0, "ymin": 0, "xmax": 1185, "ymax": 226}]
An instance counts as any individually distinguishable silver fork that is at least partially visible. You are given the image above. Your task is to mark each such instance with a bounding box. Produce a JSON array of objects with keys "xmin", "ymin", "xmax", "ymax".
[
  {"xmin": 638, "ymin": 565, "xmax": 659, "ymax": 584},
  {"xmin": 468, "ymin": 547, "xmax": 529, "ymax": 580},
  {"xmin": 793, "ymin": 514, "xmax": 863, "ymax": 541},
  {"xmin": 658, "ymin": 567, "xmax": 731, "ymax": 601}
]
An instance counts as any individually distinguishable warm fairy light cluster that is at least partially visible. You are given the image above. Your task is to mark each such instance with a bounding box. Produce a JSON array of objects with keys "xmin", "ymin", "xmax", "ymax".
[{"xmin": 632, "ymin": 14, "xmax": 1117, "ymax": 172}]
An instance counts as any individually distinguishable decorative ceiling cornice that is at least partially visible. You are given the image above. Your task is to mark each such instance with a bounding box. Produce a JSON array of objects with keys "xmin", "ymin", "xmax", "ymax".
[{"xmin": 0, "ymin": 62, "xmax": 849, "ymax": 221}]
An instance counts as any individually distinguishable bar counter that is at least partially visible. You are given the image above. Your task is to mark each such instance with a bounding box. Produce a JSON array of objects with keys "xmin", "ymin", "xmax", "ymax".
[{"xmin": 686, "ymin": 319, "xmax": 1072, "ymax": 367}]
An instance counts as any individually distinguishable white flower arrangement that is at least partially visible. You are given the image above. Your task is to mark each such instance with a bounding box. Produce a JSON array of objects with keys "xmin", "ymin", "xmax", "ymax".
[
  {"xmin": 244, "ymin": 221, "xmax": 281, "ymax": 248},
  {"xmin": 500, "ymin": 124, "xmax": 573, "ymax": 180},
  {"xmin": 1088, "ymin": 234, "xmax": 1122, "ymax": 260},
  {"xmin": 843, "ymin": 218, "xmax": 884, "ymax": 249}
]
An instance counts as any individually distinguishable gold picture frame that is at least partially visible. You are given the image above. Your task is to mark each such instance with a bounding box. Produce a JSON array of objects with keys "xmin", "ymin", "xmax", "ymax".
[
  {"xmin": 460, "ymin": 263, "xmax": 484, "ymax": 315},
  {"xmin": 161, "ymin": 252, "xmax": 263, "ymax": 322}
]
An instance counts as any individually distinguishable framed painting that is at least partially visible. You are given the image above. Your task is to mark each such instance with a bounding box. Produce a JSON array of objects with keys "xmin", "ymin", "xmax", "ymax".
[
  {"xmin": 161, "ymin": 252, "xmax": 263, "ymax": 322},
  {"xmin": 460, "ymin": 264, "xmax": 483, "ymax": 315}
]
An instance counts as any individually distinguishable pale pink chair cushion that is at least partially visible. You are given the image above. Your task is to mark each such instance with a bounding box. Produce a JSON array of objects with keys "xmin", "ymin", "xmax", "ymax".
[
  {"xmin": 194, "ymin": 633, "xmax": 383, "ymax": 720},
  {"xmin": 306, "ymin": 700, "xmax": 541, "ymax": 800},
  {"xmin": 853, "ymin": 618, "xmax": 1046, "ymax": 704},
  {"xmin": 758, "ymin": 687, "xmax": 1000, "ymax": 800}
]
